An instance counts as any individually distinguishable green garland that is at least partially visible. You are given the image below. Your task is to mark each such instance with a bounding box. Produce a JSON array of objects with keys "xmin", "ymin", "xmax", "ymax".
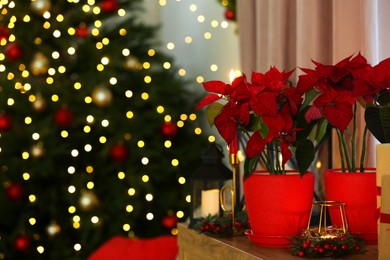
[
  {"xmin": 192, "ymin": 211, "xmax": 250, "ymax": 236},
  {"xmin": 217, "ymin": 0, "xmax": 236, "ymax": 21},
  {"xmin": 290, "ymin": 230, "xmax": 366, "ymax": 257}
]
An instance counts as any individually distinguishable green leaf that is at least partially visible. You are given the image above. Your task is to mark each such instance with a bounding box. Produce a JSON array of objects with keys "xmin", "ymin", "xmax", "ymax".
[
  {"xmin": 365, "ymin": 107, "xmax": 387, "ymax": 143},
  {"xmin": 314, "ymin": 118, "xmax": 328, "ymax": 143},
  {"xmin": 300, "ymin": 89, "xmax": 318, "ymax": 111},
  {"xmin": 380, "ymin": 106, "xmax": 390, "ymax": 143},
  {"xmin": 205, "ymin": 102, "xmax": 223, "ymax": 126},
  {"xmin": 295, "ymin": 139, "xmax": 315, "ymax": 177},
  {"xmin": 243, "ymin": 156, "xmax": 259, "ymax": 180},
  {"xmin": 259, "ymin": 120, "xmax": 269, "ymax": 139}
]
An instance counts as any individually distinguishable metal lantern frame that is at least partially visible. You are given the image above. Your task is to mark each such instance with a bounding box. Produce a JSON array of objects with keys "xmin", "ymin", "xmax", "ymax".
[{"xmin": 189, "ymin": 143, "xmax": 232, "ymax": 227}]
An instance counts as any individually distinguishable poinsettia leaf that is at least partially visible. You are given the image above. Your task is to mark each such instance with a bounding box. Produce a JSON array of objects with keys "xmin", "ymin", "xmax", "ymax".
[
  {"xmin": 243, "ymin": 156, "xmax": 260, "ymax": 180},
  {"xmin": 314, "ymin": 118, "xmax": 328, "ymax": 143},
  {"xmin": 380, "ymin": 106, "xmax": 390, "ymax": 143},
  {"xmin": 259, "ymin": 120, "xmax": 269, "ymax": 139},
  {"xmin": 295, "ymin": 139, "xmax": 315, "ymax": 176},
  {"xmin": 365, "ymin": 107, "xmax": 386, "ymax": 143},
  {"xmin": 378, "ymin": 89, "xmax": 390, "ymax": 106},
  {"xmin": 195, "ymin": 94, "xmax": 221, "ymax": 110},
  {"xmin": 205, "ymin": 102, "xmax": 223, "ymax": 126},
  {"xmin": 203, "ymin": 80, "xmax": 228, "ymax": 94},
  {"xmin": 301, "ymin": 88, "xmax": 318, "ymax": 110},
  {"xmin": 296, "ymin": 106, "xmax": 318, "ymax": 141}
]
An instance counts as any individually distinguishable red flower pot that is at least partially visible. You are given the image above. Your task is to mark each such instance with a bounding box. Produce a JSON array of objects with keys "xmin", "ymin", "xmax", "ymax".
[
  {"xmin": 243, "ymin": 171, "xmax": 314, "ymax": 248},
  {"xmin": 324, "ymin": 168, "xmax": 377, "ymax": 244}
]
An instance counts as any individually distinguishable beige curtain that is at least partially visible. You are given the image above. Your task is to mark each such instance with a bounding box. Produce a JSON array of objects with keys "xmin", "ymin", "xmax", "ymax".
[{"xmin": 237, "ymin": 0, "xmax": 390, "ymax": 198}]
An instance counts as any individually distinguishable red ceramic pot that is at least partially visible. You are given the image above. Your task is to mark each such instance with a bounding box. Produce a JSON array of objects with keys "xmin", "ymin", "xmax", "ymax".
[
  {"xmin": 243, "ymin": 171, "xmax": 314, "ymax": 248},
  {"xmin": 324, "ymin": 168, "xmax": 377, "ymax": 244}
]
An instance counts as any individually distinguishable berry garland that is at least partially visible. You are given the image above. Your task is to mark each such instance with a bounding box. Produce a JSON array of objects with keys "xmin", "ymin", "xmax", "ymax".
[
  {"xmin": 290, "ymin": 229, "xmax": 366, "ymax": 257},
  {"xmin": 192, "ymin": 211, "xmax": 250, "ymax": 236}
]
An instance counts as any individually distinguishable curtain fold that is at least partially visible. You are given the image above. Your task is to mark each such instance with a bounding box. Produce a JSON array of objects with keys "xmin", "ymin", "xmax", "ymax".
[{"xmin": 237, "ymin": 0, "xmax": 389, "ymax": 198}]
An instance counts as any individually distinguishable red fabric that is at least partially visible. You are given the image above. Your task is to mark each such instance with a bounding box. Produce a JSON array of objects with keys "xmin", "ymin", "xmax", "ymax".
[{"xmin": 88, "ymin": 236, "xmax": 178, "ymax": 260}]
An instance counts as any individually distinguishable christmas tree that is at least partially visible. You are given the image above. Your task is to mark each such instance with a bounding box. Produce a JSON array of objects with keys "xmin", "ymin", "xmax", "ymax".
[{"xmin": 0, "ymin": 0, "xmax": 208, "ymax": 258}]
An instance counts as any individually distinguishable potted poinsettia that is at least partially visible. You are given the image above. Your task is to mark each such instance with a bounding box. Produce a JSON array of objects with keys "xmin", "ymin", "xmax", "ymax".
[
  {"xmin": 196, "ymin": 67, "xmax": 322, "ymax": 248},
  {"xmin": 296, "ymin": 53, "xmax": 390, "ymax": 244}
]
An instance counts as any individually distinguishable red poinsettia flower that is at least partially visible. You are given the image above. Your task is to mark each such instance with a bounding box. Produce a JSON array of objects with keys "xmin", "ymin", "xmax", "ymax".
[
  {"xmin": 197, "ymin": 66, "xmax": 316, "ymax": 175},
  {"xmin": 297, "ymin": 55, "xmax": 370, "ymax": 132},
  {"xmin": 196, "ymin": 75, "xmax": 251, "ymax": 146}
]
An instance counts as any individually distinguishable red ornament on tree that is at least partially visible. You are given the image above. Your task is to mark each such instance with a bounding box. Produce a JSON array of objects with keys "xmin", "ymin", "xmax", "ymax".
[
  {"xmin": 6, "ymin": 183, "xmax": 24, "ymax": 201},
  {"xmin": 100, "ymin": 0, "xmax": 119, "ymax": 13},
  {"xmin": 161, "ymin": 121, "xmax": 178, "ymax": 139},
  {"xmin": 0, "ymin": 26, "xmax": 9, "ymax": 41},
  {"xmin": 54, "ymin": 107, "xmax": 74, "ymax": 128},
  {"xmin": 224, "ymin": 9, "xmax": 235, "ymax": 21},
  {"xmin": 0, "ymin": 114, "xmax": 12, "ymax": 132},
  {"xmin": 14, "ymin": 234, "xmax": 31, "ymax": 252},
  {"xmin": 109, "ymin": 143, "xmax": 128, "ymax": 163},
  {"xmin": 75, "ymin": 25, "xmax": 89, "ymax": 38},
  {"xmin": 5, "ymin": 42, "xmax": 23, "ymax": 61},
  {"xmin": 161, "ymin": 215, "xmax": 178, "ymax": 229}
]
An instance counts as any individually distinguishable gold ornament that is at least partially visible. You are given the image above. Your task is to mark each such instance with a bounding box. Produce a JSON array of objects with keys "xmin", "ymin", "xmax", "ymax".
[
  {"xmin": 92, "ymin": 85, "xmax": 113, "ymax": 107},
  {"xmin": 79, "ymin": 189, "xmax": 99, "ymax": 211},
  {"xmin": 30, "ymin": 52, "xmax": 49, "ymax": 75},
  {"xmin": 32, "ymin": 95, "xmax": 47, "ymax": 112},
  {"xmin": 46, "ymin": 221, "xmax": 61, "ymax": 237},
  {"xmin": 31, "ymin": 0, "xmax": 52, "ymax": 15},
  {"xmin": 124, "ymin": 56, "xmax": 141, "ymax": 70},
  {"xmin": 31, "ymin": 142, "xmax": 45, "ymax": 158}
]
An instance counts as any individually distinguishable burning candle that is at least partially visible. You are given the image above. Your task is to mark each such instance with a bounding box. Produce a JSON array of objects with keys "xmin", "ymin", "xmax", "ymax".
[{"xmin": 201, "ymin": 189, "xmax": 220, "ymax": 217}]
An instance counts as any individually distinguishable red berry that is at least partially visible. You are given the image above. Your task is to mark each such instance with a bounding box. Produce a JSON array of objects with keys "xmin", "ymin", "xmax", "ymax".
[
  {"xmin": 318, "ymin": 247, "xmax": 325, "ymax": 253},
  {"xmin": 324, "ymin": 243, "xmax": 330, "ymax": 250},
  {"xmin": 341, "ymin": 244, "xmax": 347, "ymax": 250},
  {"xmin": 355, "ymin": 245, "xmax": 361, "ymax": 251},
  {"xmin": 302, "ymin": 243, "xmax": 309, "ymax": 249},
  {"xmin": 297, "ymin": 251, "xmax": 305, "ymax": 257}
]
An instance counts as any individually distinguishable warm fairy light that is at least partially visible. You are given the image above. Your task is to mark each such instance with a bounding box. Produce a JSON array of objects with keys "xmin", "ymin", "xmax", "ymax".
[
  {"xmin": 142, "ymin": 175, "xmax": 149, "ymax": 182},
  {"xmin": 123, "ymin": 224, "xmax": 130, "ymax": 231},
  {"xmin": 68, "ymin": 206, "xmax": 76, "ymax": 214},
  {"xmin": 194, "ymin": 127, "xmax": 202, "ymax": 135},
  {"xmin": 163, "ymin": 62, "xmax": 171, "ymax": 69},
  {"xmin": 146, "ymin": 213, "xmax": 154, "ymax": 220},
  {"xmin": 166, "ymin": 42, "xmax": 175, "ymax": 50},
  {"xmin": 126, "ymin": 205, "xmax": 133, "ymax": 212},
  {"xmin": 171, "ymin": 228, "xmax": 179, "ymax": 235},
  {"xmin": 204, "ymin": 32, "xmax": 212, "ymax": 39},
  {"xmin": 229, "ymin": 69, "xmax": 235, "ymax": 83},
  {"xmin": 316, "ymin": 161, "xmax": 322, "ymax": 169},
  {"xmin": 23, "ymin": 172, "xmax": 30, "ymax": 180},
  {"xmin": 29, "ymin": 195, "xmax": 36, "ymax": 203},
  {"xmin": 171, "ymin": 159, "xmax": 179, "ymax": 166},
  {"xmin": 101, "ymin": 119, "xmax": 109, "ymax": 127},
  {"xmin": 118, "ymin": 171, "xmax": 125, "ymax": 179},
  {"xmin": 91, "ymin": 216, "xmax": 99, "ymax": 224},
  {"xmin": 141, "ymin": 157, "xmax": 149, "ymax": 165},
  {"xmin": 68, "ymin": 186, "xmax": 76, "ymax": 193},
  {"xmin": 68, "ymin": 166, "xmax": 76, "ymax": 174},
  {"xmin": 71, "ymin": 149, "xmax": 79, "ymax": 157},
  {"xmin": 186, "ymin": 195, "xmax": 191, "ymax": 203},
  {"xmin": 37, "ymin": 246, "xmax": 45, "ymax": 254},
  {"xmin": 197, "ymin": 15, "xmax": 205, "ymax": 23},
  {"xmin": 74, "ymin": 244, "xmax": 81, "ymax": 251},
  {"xmin": 145, "ymin": 194, "xmax": 153, "ymax": 201},
  {"xmin": 178, "ymin": 177, "xmax": 186, "ymax": 184},
  {"xmin": 189, "ymin": 4, "xmax": 197, "ymax": 12},
  {"xmin": 137, "ymin": 140, "xmax": 145, "ymax": 148},
  {"xmin": 164, "ymin": 140, "xmax": 172, "ymax": 148},
  {"xmin": 128, "ymin": 188, "xmax": 135, "ymax": 196},
  {"xmin": 29, "ymin": 218, "xmax": 36, "ymax": 225},
  {"xmin": 176, "ymin": 211, "xmax": 184, "ymax": 218},
  {"xmin": 210, "ymin": 64, "xmax": 218, "ymax": 71}
]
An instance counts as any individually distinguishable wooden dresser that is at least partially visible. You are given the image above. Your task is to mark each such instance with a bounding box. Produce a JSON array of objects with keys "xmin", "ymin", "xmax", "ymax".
[{"xmin": 177, "ymin": 223, "xmax": 378, "ymax": 260}]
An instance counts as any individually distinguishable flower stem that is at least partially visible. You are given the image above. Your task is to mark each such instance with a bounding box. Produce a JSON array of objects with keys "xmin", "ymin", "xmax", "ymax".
[
  {"xmin": 336, "ymin": 129, "xmax": 346, "ymax": 172},
  {"xmin": 351, "ymin": 103, "xmax": 357, "ymax": 172},
  {"xmin": 360, "ymin": 125, "xmax": 368, "ymax": 172},
  {"xmin": 339, "ymin": 129, "xmax": 352, "ymax": 172}
]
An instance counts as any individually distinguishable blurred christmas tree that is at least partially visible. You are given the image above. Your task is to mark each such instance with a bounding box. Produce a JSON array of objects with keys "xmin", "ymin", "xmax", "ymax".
[{"xmin": 0, "ymin": 0, "xmax": 208, "ymax": 258}]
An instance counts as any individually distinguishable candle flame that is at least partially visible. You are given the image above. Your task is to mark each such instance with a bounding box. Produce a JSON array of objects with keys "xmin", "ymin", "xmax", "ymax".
[{"xmin": 229, "ymin": 69, "xmax": 235, "ymax": 84}]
